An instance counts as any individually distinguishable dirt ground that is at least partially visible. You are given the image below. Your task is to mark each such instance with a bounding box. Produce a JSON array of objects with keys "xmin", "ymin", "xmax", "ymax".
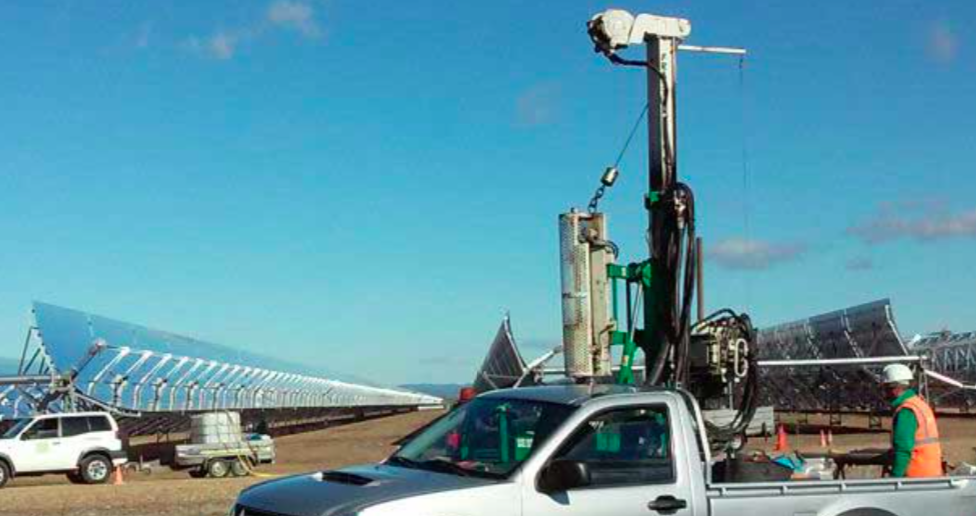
[
  {"xmin": 2, "ymin": 410, "xmax": 975, "ymax": 516},
  {"xmin": 0, "ymin": 410, "xmax": 444, "ymax": 516}
]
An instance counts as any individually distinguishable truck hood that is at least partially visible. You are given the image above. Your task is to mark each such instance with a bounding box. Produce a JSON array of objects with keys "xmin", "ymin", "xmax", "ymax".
[{"xmin": 236, "ymin": 464, "xmax": 495, "ymax": 516}]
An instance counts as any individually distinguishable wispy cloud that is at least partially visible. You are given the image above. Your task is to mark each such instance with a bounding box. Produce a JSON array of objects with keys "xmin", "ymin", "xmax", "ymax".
[
  {"xmin": 927, "ymin": 20, "xmax": 958, "ymax": 64},
  {"xmin": 182, "ymin": 1, "xmax": 321, "ymax": 61},
  {"xmin": 182, "ymin": 31, "xmax": 242, "ymax": 60},
  {"xmin": 516, "ymin": 83, "xmax": 560, "ymax": 127},
  {"xmin": 848, "ymin": 202, "xmax": 976, "ymax": 245},
  {"xmin": 707, "ymin": 238, "xmax": 806, "ymax": 271},
  {"xmin": 845, "ymin": 256, "xmax": 874, "ymax": 272},
  {"xmin": 267, "ymin": 0, "xmax": 321, "ymax": 38}
]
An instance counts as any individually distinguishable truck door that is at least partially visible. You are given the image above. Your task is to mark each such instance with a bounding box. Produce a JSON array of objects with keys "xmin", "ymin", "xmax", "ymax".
[
  {"xmin": 16, "ymin": 418, "xmax": 63, "ymax": 472},
  {"xmin": 522, "ymin": 405, "xmax": 695, "ymax": 516}
]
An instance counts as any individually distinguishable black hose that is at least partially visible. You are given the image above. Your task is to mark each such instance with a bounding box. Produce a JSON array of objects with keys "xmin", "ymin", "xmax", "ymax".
[{"xmin": 702, "ymin": 312, "xmax": 761, "ymax": 451}]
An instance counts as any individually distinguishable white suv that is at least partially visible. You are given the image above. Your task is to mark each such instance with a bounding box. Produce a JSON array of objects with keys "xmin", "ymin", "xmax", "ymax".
[{"xmin": 0, "ymin": 412, "xmax": 127, "ymax": 487}]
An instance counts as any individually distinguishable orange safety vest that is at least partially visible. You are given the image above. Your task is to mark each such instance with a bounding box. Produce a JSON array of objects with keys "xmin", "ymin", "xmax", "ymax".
[{"xmin": 894, "ymin": 395, "xmax": 944, "ymax": 478}]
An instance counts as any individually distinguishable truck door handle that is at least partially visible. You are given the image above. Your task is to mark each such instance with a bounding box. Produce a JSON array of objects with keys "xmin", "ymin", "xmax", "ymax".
[{"xmin": 648, "ymin": 495, "xmax": 687, "ymax": 514}]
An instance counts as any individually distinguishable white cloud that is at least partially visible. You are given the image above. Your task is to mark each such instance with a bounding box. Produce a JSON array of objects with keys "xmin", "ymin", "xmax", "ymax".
[
  {"xmin": 268, "ymin": 0, "xmax": 321, "ymax": 38},
  {"xmin": 183, "ymin": 1, "xmax": 321, "ymax": 61},
  {"xmin": 849, "ymin": 204, "xmax": 976, "ymax": 245},
  {"xmin": 707, "ymin": 238, "xmax": 806, "ymax": 271},
  {"xmin": 928, "ymin": 21, "xmax": 958, "ymax": 63}
]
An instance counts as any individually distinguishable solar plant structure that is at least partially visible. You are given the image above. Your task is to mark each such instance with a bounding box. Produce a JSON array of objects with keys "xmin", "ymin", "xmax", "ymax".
[
  {"xmin": 756, "ymin": 299, "xmax": 909, "ymax": 415},
  {"xmin": 916, "ymin": 331, "xmax": 976, "ymax": 412},
  {"xmin": 0, "ymin": 302, "xmax": 441, "ymax": 436},
  {"xmin": 472, "ymin": 316, "xmax": 534, "ymax": 394}
]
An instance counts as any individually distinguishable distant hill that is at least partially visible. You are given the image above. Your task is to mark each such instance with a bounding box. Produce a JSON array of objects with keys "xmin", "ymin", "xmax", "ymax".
[{"xmin": 399, "ymin": 383, "xmax": 467, "ymax": 400}]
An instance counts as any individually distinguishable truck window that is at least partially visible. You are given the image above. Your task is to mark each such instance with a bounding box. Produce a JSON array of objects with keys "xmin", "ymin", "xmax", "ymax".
[
  {"xmin": 553, "ymin": 406, "xmax": 673, "ymax": 487},
  {"xmin": 87, "ymin": 416, "xmax": 112, "ymax": 432},
  {"xmin": 393, "ymin": 398, "xmax": 575, "ymax": 478},
  {"xmin": 61, "ymin": 417, "xmax": 90, "ymax": 437},
  {"xmin": 22, "ymin": 419, "xmax": 59, "ymax": 441}
]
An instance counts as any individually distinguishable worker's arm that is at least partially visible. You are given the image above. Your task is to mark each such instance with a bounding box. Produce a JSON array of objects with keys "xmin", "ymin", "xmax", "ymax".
[{"xmin": 890, "ymin": 409, "xmax": 917, "ymax": 477}]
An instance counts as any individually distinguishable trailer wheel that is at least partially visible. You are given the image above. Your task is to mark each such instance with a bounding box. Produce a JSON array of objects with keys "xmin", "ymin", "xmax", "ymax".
[
  {"xmin": 207, "ymin": 459, "xmax": 229, "ymax": 478},
  {"xmin": 230, "ymin": 459, "xmax": 249, "ymax": 477}
]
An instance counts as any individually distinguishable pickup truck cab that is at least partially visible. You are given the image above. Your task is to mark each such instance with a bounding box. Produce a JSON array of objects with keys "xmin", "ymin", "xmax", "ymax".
[
  {"xmin": 232, "ymin": 385, "xmax": 976, "ymax": 516},
  {"xmin": 0, "ymin": 411, "xmax": 127, "ymax": 487}
]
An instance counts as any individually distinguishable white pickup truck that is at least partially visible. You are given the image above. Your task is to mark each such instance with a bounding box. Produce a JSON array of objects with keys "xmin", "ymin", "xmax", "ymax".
[
  {"xmin": 0, "ymin": 411, "xmax": 127, "ymax": 487},
  {"xmin": 232, "ymin": 385, "xmax": 976, "ymax": 516}
]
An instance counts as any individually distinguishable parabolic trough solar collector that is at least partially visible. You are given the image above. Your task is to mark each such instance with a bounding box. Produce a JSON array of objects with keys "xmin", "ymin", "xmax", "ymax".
[{"xmin": 29, "ymin": 302, "xmax": 440, "ymax": 413}]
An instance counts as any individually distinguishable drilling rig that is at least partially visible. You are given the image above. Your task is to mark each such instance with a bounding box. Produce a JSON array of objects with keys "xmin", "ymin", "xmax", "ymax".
[{"xmin": 559, "ymin": 9, "xmax": 759, "ymax": 444}]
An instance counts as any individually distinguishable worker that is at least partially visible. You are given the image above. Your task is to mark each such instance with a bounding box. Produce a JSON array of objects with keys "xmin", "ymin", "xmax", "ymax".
[{"xmin": 881, "ymin": 364, "xmax": 943, "ymax": 478}]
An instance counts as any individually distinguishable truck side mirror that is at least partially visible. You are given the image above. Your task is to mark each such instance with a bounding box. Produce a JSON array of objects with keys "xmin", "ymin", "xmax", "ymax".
[{"xmin": 537, "ymin": 459, "xmax": 591, "ymax": 494}]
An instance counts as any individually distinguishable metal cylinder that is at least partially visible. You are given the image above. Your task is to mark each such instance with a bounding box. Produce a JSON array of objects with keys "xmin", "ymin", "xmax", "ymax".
[{"xmin": 560, "ymin": 212, "xmax": 595, "ymax": 379}]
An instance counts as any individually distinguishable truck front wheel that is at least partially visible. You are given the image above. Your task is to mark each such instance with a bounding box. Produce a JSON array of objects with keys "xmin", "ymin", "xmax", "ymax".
[
  {"xmin": 0, "ymin": 461, "xmax": 10, "ymax": 488},
  {"xmin": 80, "ymin": 455, "xmax": 112, "ymax": 484}
]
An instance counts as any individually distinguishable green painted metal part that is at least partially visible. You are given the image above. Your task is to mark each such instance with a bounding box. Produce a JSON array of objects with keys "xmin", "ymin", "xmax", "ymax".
[
  {"xmin": 607, "ymin": 261, "xmax": 654, "ymax": 385},
  {"xmin": 497, "ymin": 404, "xmax": 510, "ymax": 464}
]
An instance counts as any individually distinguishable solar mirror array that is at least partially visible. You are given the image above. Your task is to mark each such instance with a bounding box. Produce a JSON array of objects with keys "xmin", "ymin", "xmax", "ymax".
[
  {"xmin": 757, "ymin": 299, "xmax": 976, "ymax": 415},
  {"xmin": 1, "ymin": 303, "xmax": 441, "ymax": 436},
  {"xmin": 472, "ymin": 316, "xmax": 533, "ymax": 394},
  {"xmin": 914, "ymin": 331, "xmax": 976, "ymax": 412},
  {"xmin": 756, "ymin": 299, "xmax": 909, "ymax": 414}
]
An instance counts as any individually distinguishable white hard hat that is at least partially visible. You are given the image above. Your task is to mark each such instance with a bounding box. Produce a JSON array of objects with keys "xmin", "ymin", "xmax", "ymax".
[{"xmin": 881, "ymin": 364, "xmax": 914, "ymax": 385}]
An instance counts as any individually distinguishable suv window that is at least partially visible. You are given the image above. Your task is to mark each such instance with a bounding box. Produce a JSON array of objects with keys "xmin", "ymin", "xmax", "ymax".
[
  {"xmin": 552, "ymin": 406, "xmax": 673, "ymax": 487},
  {"xmin": 22, "ymin": 418, "xmax": 59, "ymax": 441},
  {"xmin": 87, "ymin": 416, "xmax": 112, "ymax": 432},
  {"xmin": 61, "ymin": 417, "xmax": 90, "ymax": 437}
]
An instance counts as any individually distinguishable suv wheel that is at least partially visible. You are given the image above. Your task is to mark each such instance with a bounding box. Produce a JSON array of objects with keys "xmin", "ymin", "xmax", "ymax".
[
  {"xmin": 0, "ymin": 461, "xmax": 10, "ymax": 488},
  {"xmin": 80, "ymin": 455, "xmax": 112, "ymax": 484}
]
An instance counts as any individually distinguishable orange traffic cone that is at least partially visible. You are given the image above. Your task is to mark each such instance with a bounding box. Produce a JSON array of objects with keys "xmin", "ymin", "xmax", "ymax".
[
  {"xmin": 819, "ymin": 429, "xmax": 827, "ymax": 448},
  {"xmin": 112, "ymin": 466, "xmax": 124, "ymax": 486},
  {"xmin": 774, "ymin": 424, "xmax": 789, "ymax": 452}
]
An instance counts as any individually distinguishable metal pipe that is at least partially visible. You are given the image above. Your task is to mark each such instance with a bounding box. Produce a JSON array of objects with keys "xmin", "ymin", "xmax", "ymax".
[
  {"xmin": 924, "ymin": 369, "xmax": 976, "ymax": 391},
  {"xmin": 0, "ymin": 375, "xmax": 52, "ymax": 385},
  {"xmin": 678, "ymin": 44, "xmax": 747, "ymax": 56},
  {"xmin": 695, "ymin": 237, "xmax": 704, "ymax": 322},
  {"xmin": 758, "ymin": 356, "xmax": 923, "ymax": 368},
  {"xmin": 18, "ymin": 327, "xmax": 35, "ymax": 375}
]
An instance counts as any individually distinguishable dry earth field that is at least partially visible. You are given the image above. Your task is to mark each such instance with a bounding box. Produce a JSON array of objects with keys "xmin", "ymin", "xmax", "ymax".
[{"xmin": 1, "ymin": 410, "xmax": 974, "ymax": 516}]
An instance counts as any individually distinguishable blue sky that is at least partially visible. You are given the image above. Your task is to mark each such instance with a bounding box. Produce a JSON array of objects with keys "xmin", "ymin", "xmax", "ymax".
[{"xmin": 0, "ymin": 1, "xmax": 973, "ymax": 385}]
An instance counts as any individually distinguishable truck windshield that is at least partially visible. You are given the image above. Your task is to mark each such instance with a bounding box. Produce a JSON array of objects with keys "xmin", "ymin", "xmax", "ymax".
[
  {"xmin": 390, "ymin": 398, "xmax": 575, "ymax": 479},
  {"xmin": 1, "ymin": 419, "xmax": 32, "ymax": 439}
]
